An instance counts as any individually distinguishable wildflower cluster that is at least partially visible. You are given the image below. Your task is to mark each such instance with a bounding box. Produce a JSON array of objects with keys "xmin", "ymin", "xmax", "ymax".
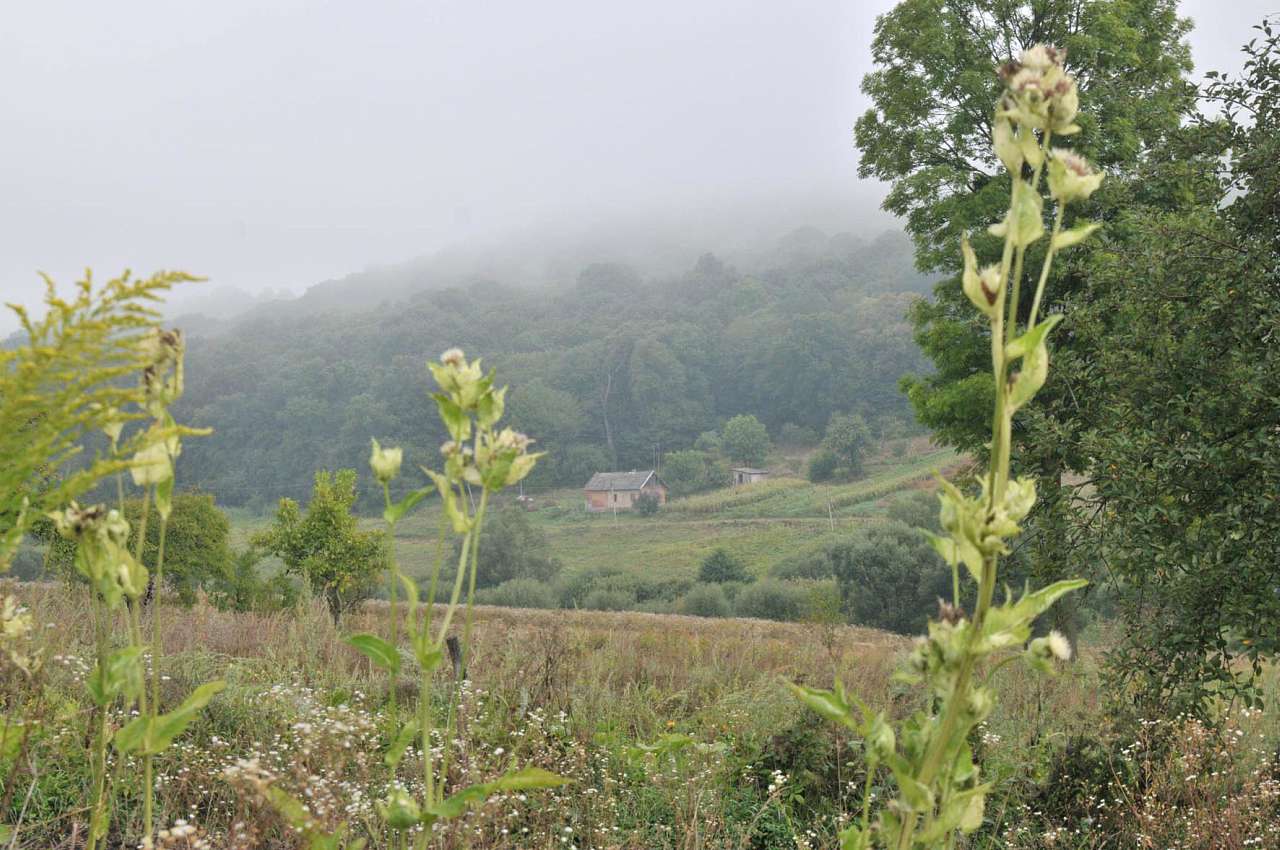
[{"xmin": 792, "ymin": 44, "xmax": 1099, "ymax": 850}]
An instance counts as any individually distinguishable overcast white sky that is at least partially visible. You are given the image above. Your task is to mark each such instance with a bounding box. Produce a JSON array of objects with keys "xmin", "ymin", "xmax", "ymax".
[{"xmin": 1, "ymin": 0, "xmax": 1275, "ymax": 328}]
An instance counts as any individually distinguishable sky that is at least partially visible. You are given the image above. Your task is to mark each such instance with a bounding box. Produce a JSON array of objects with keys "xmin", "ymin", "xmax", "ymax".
[{"xmin": 1, "ymin": 0, "xmax": 1275, "ymax": 329}]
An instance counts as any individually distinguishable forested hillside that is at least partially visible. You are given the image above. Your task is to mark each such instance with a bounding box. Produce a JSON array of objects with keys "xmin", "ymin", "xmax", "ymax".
[{"xmin": 175, "ymin": 228, "xmax": 930, "ymax": 509}]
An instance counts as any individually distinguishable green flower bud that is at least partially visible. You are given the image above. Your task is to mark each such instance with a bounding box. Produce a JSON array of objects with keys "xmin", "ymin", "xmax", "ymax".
[
  {"xmin": 369, "ymin": 438, "xmax": 403, "ymax": 484},
  {"xmin": 961, "ymin": 236, "xmax": 1001, "ymax": 317},
  {"xmin": 966, "ymin": 687, "xmax": 995, "ymax": 721},
  {"xmin": 1048, "ymin": 149, "xmax": 1103, "ymax": 203}
]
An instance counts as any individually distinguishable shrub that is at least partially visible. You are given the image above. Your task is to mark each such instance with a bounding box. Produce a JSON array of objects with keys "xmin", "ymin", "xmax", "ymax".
[
  {"xmin": 698, "ymin": 548, "xmax": 750, "ymax": 584},
  {"xmin": 734, "ymin": 579, "xmax": 805, "ymax": 621},
  {"xmin": 209, "ymin": 548, "xmax": 299, "ymax": 614},
  {"xmin": 475, "ymin": 578, "xmax": 558, "ymax": 610},
  {"xmin": 635, "ymin": 493, "xmax": 660, "ymax": 516},
  {"xmin": 807, "ymin": 448, "xmax": 839, "ymax": 482},
  {"xmin": 457, "ymin": 504, "xmax": 561, "ymax": 588},
  {"xmin": 678, "ymin": 583, "xmax": 731, "ymax": 618},
  {"xmin": 583, "ymin": 587, "xmax": 636, "ymax": 611},
  {"xmin": 885, "ymin": 489, "xmax": 940, "ymax": 532}
]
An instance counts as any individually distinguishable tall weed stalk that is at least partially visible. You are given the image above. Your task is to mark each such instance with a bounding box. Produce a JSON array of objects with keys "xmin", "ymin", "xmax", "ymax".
[{"xmin": 790, "ymin": 45, "xmax": 1102, "ymax": 849}]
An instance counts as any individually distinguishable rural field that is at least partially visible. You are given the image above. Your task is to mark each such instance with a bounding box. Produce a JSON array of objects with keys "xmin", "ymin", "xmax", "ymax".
[
  {"xmin": 4, "ymin": 585, "xmax": 1277, "ymax": 849},
  {"xmin": 5, "ymin": 2, "xmax": 1280, "ymax": 849}
]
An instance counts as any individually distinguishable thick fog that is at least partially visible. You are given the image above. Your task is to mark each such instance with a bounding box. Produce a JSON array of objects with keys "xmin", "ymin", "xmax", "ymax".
[{"xmin": 1, "ymin": 0, "xmax": 1275, "ymax": 330}]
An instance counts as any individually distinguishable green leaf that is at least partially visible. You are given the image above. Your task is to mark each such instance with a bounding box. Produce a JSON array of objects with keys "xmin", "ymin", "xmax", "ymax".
[
  {"xmin": 88, "ymin": 645, "xmax": 144, "ymax": 706},
  {"xmin": 787, "ymin": 682, "xmax": 858, "ymax": 730},
  {"xmin": 431, "ymin": 394, "xmax": 471, "ymax": 441},
  {"xmin": 144, "ymin": 680, "xmax": 226, "ymax": 754},
  {"xmin": 1007, "ymin": 314, "xmax": 1063, "ymax": 361},
  {"xmin": 416, "ymin": 642, "xmax": 444, "ymax": 673},
  {"xmin": 839, "ymin": 824, "xmax": 869, "ymax": 850},
  {"xmin": 895, "ymin": 773, "xmax": 935, "ymax": 812},
  {"xmin": 1052, "ymin": 220, "xmax": 1101, "ymax": 250},
  {"xmin": 385, "ymin": 720, "xmax": 418, "ymax": 769},
  {"xmin": 1007, "ymin": 180, "xmax": 1045, "ymax": 247},
  {"xmin": 113, "ymin": 715, "xmax": 149, "ymax": 755},
  {"xmin": 490, "ymin": 766, "xmax": 571, "ymax": 791},
  {"xmin": 346, "ymin": 633, "xmax": 401, "ymax": 674},
  {"xmin": 1011, "ymin": 579, "xmax": 1089, "ymax": 622},
  {"xmin": 265, "ymin": 786, "xmax": 312, "ymax": 830},
  {"xmin": 384, "ymin": 487, "xmax": 431, "ymax": 525}
]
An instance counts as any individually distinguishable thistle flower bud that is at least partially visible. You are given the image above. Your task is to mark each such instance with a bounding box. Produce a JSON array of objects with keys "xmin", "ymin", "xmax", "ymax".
[
  {"xmin": 1046, "ymin": 629, "xmax": 1072, "ymax": 661},
  {"xmin": 439, "ymin": 347, "xmax": 465, "ymax": 367},
  {"xmin": 1048, "ymin": 149, "xmax": 1103, "ymax": 203},
  {"xmin": 369, "ymin": 438, "xmax": 403, "ymax": 484},
  {"xmin": 140, "ymin": 328, "xmax": 185, "ymax": 414},
  {"xmin": 966, "ymin": 687, "xmax": 995, "ymax": 721}
]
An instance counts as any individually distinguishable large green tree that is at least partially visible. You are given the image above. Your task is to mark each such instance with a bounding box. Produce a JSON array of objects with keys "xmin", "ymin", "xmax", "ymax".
[
  {"xmin": 1063, "ymin": 23, "xmax": 1280, "ymax": 714},
  {"xmin": 858, "ymin": 0, "xmax": 1195, "ymax": 452}
]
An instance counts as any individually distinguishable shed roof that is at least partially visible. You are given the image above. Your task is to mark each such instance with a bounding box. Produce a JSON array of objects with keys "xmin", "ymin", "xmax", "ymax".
[
  {"xmin": 584, "ymin": 470, "xmax": 658, "ymax": 491},
  {"xmin": 730, "ymin": 467, "xmax": 770, "ymax": 475}
]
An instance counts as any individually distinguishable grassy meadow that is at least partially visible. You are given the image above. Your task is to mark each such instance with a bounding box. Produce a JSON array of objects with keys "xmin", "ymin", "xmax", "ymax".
[{"xmin": 4, "ymin": 583, "xmax": 1276, "ymax": 849}]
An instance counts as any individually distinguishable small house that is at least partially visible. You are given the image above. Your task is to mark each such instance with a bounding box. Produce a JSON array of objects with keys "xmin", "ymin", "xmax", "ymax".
[
  {"xmin": 583, "ymin": 470, "xmax": 668, "ymax": 512},
  {"xmin": 731, "ymin": 467, "xmax": 770, "ymax": 486}
]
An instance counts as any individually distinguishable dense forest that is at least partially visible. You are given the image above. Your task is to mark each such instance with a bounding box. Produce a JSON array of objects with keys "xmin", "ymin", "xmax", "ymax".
[{"xmin": 174, "ymin": 228, "xmax": 930, "ymax": 509}]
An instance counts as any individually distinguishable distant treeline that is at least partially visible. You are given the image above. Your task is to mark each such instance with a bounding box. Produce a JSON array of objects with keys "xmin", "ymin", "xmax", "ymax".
[{"xmin": 173, "ymin": 228, "xmax": 930, "ymax": 510}]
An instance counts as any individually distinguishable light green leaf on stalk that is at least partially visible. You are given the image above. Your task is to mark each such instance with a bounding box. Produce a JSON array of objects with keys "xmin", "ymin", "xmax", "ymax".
[
  {"xmin": 384, "ymin": 487, "xmax": 430, "ymax": 525},
  {"xmin": 1000, "ymin": 181, "xmax": 1045, "ymax": 247},
  {"xmin": 87, "ymin": 645, "xmax": 144, "ymax": 706},
  {"xmin": 1052, "ymin": 221, "xmax": 1102, "ymax": 250},
  {"xmin": 384, "ymin": 720, "xmax": 419, "ymax": 768},
  {"xmin": 415, "ymin": 642, "xmax": 443, "ymax": 673},
  {"xmin": 491, "ymin": 765, "xmax": 572, "ymax": 791},
  {"xmin": 346, "ymin": 633, "xmax": 401, "ymax": 674},
  {"xmin": 1011, "ymin": 579, "xmax": 1089, "ymax": 622},
  {"xmin": 265, "ymin": 786, "xmax": 312, "ymax": 830},
  {"xmin": 115, "ymin": 680, "xmax": 226, "ymax": 755},
  {"xmin": 155, "ymin": 475, "xmax": 174, "ymax": 521},
  {"xmin": 431, "ymin": 393, "xmax": 471, "ymax": 441},
  {"xmin": 475, "ymin": 384, "xmax": 506, "ymax": 428},
  {"xmin": 1018, "ymin": 131, "xmax": 1043, "ymax": 168},
  {"xmin": 1007, "ymin": 314, "xmax": 1062, "ymax": 361},
  {"xmin": 960, "ymin": 236, "xmax": 999, "ymax": 318},
  {"xmin": 787, "ymin": 682, "xmax": 858, "ymax": 730},
  {"xmin": 992, "ymin": 117, "xmax": 1021, "ymax": 173},
  {"xmin": 895, "ymin": 772, "xmax": 935, "ymax": 812},
  {"xmin": 1008, "ymin": 337, "xmax": 1049, "ymax": 410},
  {"xmin": 838, "ymin": 824, "xmax": 869, "ymax": 850}
]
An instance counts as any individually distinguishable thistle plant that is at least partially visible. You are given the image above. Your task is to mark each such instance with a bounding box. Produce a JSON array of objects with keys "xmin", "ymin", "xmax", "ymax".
[
  {"xmin": 49, "ymin": 326, "xmax": 224, "ymax": 850},
  {"xmin": 790, "ymin": 45, "xmax": 1099, "ymax": 850},
  {"xmin": 342, "ymin": 348, "xmax": 565, "ymax": 848}
]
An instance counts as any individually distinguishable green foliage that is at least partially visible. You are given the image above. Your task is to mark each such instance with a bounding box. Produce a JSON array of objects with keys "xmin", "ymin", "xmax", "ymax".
[
  {"xmin": 0, "ymin": 270, "xmax": 197, "ymax": 571},
  {"xmin": 677, "ymin": 583, "xmax": 732, "ymax": 618},
  {"xmin": 209, "ymin": 548, "xmax": 298, "ymax": 614},
  {"xmin": 720, "ymin": 414, "xmax": 771, "ymax": 467},
  {"xmin": 698, "ymin": 548, "xmax": 750, "ymax": 584},
  {"xmin": 778, "ymin": 422, "xmax": 820, "ymax": 447},
  {"xmin": 885, "ymin": 490, "xmax": 942, "ymax": 532},
  {"xmin": 661, "ymin": 449, "xmax": 726, "ymax": 497},
  {"xmin": 254, "ymin": 469, "xmax": 386, "ymax": 624},
  {"xmin": 453, "ymin": 504, "xmax": 560, "ymax": 589},
  {"xmin": 822, "ymin": 412, "xmax": 873, "ymax": 478},
  {"xmin": 634, "ymin": 492, "xmax": 661, "ymax": 516},
  {"xmin": 734, "ymin": 579, "xmax": 805, "ymax": 622},
  {"xmin": 806, "ymin": 448, "xmax": 839, "ymax": 483},
  {"xmin": 474, "ymin": 578, "xmax": 557, "ymax": 610},
  {"xmin": 174, "ymin": 238, "xmax": 927, "ymax": 509},
  {"xmin": 1067, "ymin": 23, "xmax": 1280, "ymax": 715}
]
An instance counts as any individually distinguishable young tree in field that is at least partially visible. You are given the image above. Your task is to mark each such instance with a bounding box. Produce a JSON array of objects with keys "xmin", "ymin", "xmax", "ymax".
[
  {"xmin": 255, "ymin": 469, "xmax": 385, "ymax": 623},
  {"xmin": 698, "ymin": 548, "xmax": 749, "ymax": 584},
  {"xmin": 822, "ymin": 413, "xmax": 873, "ymax": 477},
  {"xmin": 720, "ymin": 414, "xmax": 770, "ymax": 467}
]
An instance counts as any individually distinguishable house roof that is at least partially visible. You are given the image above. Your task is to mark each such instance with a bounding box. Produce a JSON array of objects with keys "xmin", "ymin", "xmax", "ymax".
[
  {"xmin": 584, "ymin": 470, "xmax": 658, "ymax": 491},
  {"xmin": 730, "ymin": 467, "xmax": 770, "ymax": 475}
]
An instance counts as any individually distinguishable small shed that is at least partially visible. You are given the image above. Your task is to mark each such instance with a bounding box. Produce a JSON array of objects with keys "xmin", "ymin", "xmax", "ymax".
[
  {"xmin": 731, "ymin": 467, "xmax": 770, "ymax": 486},
  {"xmin": 583, "ymin": 470, "xmax": 668, "ymax": 512}
]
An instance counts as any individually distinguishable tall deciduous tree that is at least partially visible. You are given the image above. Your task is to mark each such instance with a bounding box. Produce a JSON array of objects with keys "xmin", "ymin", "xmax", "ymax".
[
  {"xmin": 720, "ymin": 414, "xmax": 771, "ymax": 468},
  {"xmin": 858, "ymin": 0, "xmax": 1195, "ymax": 452}
]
